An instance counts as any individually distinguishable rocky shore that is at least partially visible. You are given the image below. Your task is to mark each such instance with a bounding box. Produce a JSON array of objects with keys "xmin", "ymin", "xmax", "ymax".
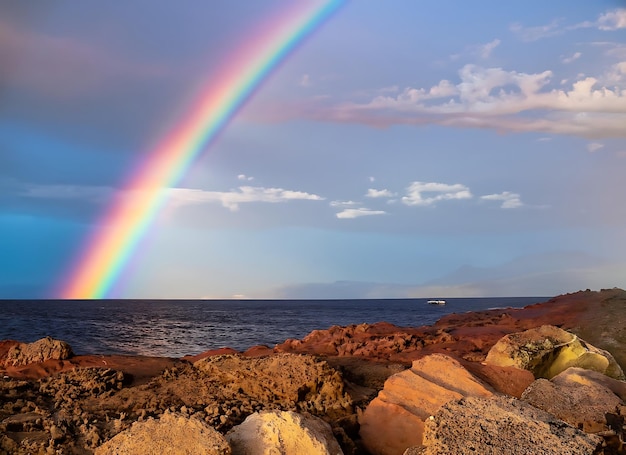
[{"xmin": 1, "ymin": 288, "xmax": 626, "ymax": 454}]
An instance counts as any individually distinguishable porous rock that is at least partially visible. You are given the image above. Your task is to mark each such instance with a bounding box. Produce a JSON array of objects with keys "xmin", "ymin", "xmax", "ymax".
[
  {"xmin": 485, "ymin": 325, "xmax": 624, "ymax": 379},
  {"xmin": 420, "ymin": 395, "xmax": 602, "ymax": 455},
  {"xmin": 227, "ymin": 410, "xmax": 343, "ymax": 455},
  {"xmin": 522, "ymin": 366, "xmax": 626, "ymax": 433},
  {"xmin": 4, "ymin": 337, "xmax": 73, "ymax": 367},
  {"xmin": 359, "ymin": 354, "xmax": 494, "ymax": 455},
  {"xmin": 94, "ymin": 411, "xmax": 230, "ymax": 455},
  {"xmin": 194, "ymin": 353, "xmax": 352, "ymax": 418}
]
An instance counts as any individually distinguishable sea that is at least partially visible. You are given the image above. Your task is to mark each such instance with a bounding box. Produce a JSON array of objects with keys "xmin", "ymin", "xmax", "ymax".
[{"xmin": 0, "ymin": 297, "xmax": 546, "ymax": 358}]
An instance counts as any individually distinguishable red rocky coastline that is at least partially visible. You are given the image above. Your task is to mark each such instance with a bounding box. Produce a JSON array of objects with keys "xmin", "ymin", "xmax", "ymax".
[{"xmin": 1, "ymin": 288, "xmax": 626, "ymax": 454}]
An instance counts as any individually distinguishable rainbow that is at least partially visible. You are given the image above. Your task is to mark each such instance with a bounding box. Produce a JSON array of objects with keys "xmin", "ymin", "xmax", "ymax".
[{"xmin": 60, "ymin": 0, "xmax": 344, "ymax": 299}]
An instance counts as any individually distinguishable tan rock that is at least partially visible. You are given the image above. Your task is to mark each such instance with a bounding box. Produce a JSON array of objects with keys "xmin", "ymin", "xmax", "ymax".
[
  {"xmin": 522, "ymin": 367, "xmax": 626, "ymax": 432},
  {"xmin": 421, "ymin": 395, "xmax": 602, "ymax": 455},
  {"xmin": 5, "ymin": 337, "xmax": 73, "ymax": 367},
  {"xmin": 227, "ymin": 410, "xmax": 343, "ymax": 455},
  {"xmin": 359, "ymin": 354, "xmax": 493, "ymax": 455},
  {"xmin": 485, "ymin": 325, "xmax": 624, "ymax": 379},
  {"xmin": 95, "ymin": 411, "xmax": 230, "ymax": 455}
]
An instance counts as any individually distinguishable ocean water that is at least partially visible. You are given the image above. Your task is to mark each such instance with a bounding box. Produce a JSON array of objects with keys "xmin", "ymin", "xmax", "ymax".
[{"xmin": 0, "ymin": 297, "xmax": 546, "ymax": 358}]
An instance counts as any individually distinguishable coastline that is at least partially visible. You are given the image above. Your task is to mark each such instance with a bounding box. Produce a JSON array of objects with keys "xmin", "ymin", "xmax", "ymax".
[{"xmin": 1, "ymin": 288, "xmax": 625, "ymax": 454}]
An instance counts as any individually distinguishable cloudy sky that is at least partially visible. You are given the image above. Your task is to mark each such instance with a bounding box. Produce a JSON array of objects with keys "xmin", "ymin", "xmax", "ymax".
[{"xmin": 2, "ymin": 1, "xmax": 625, "ymax": 299}]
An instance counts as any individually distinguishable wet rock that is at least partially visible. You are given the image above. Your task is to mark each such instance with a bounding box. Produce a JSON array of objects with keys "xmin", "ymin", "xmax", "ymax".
[
  {"xmin": 94, "ymin": 411, "xmax": 230, "ymax": 455},
  {"xmin": 227, "ymin": 410, "xmax": 343, "ymax": 455},
  {"xmin": 359, "ymin": 354, "xmax": 494, "ymax": 455},
  {"xmin": 4, "ymin": 337, "xmax": 73, "ymax": 367},
  {"xmin": 522, "ymin": 367, "xmax": 626, "ymax": 433},
  {"xmin": 420, "ymin": 395, "xmax": 602, "ymax": 455},
  {"xmin": 485, "ymin": 325, "xmax": 624, "ymax": 379}
]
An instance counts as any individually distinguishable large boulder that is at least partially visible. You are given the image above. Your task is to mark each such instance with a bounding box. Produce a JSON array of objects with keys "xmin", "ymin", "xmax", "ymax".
[
  {"xmin": 522, "ymin": 367, "xmax": 626, "ymax": 433},
  {"xmin": 485, "ymin": 325, "xmax": 624, "ymax": 379},
  {"xmin": 359, "ymin": 354, "xmax": 494, "ymax": 455},
  {"xmin": 4, "ymin": 337, "xmax": 73, "ymax": 366},
  {"xmin": 95, "ymin": 411, "xmax": 230, "ymax": 455},
  {"xmin": 226, "ymin": 410, "xmax": 343, "ymax": 455},
  {"xmin": 419, "ymin": 395, "xmax": 602, "ymax": 455}
]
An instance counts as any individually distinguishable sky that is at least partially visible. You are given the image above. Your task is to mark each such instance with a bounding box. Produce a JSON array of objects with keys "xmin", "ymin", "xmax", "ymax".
[{"xmin": 1, "ymin": 1, "xmax": 625, "ymax": 299}]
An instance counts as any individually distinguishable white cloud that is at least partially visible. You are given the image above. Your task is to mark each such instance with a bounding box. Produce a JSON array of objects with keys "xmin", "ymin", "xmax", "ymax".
[
  {"xmin": 314, "ymin": 64, "xmax": 626, "ymax": 138},
  {"xmin": 401, "ymin": 182, "xmax": 472, "ymax": 207},
  {"xmin": 336, "ymin": 208, "xmax": 386, "ymax": 219},
  {"xmin": 237, "ymin": 174, "xmax": 254, "ymax": 181},
  {"xmin": 330, "ymin": 200, "xmax": 358, "ymax": 208},
  {"xmin": 479, "ymin": 39, "xmax": 501, "ymax": 59},
  {"xmin": 587, "ymin": 142, "xmax": 605, "ymax": 152},
  {"xmin": 537, "ymin": 137, "xmax": 553, "ymax": 142},
  {"xmin": 368, "ymin": 176, "xmax": 376, "ymax": 182},
  {"xmin": 481, "ymin": 191, "xmax": 523, "ymax": 209},
  {"xmin": 597, "ymin": 9, "xmax": 626, "ymax": 31},
  {"xmin": 561, "ymin": 52, "xmax": 582, "ymax": 64},
  {"xmin": 366, "ymin": 188, "xmax": 396, "ymax": 198},
  {"xmin": 510, "ymin": 19, "xmax": 563, "ymax": 42},
  {"xmin": 510, "ymin": 9, "xmax": 626, "ymax": 41},
  {"xmin": 167, "ymin": 186, "xmax": 324, "ymax": 211}
]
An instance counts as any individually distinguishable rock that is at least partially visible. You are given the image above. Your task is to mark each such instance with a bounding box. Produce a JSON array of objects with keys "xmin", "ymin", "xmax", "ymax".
[
  {"xmin": 4, "ymin": 337, "xmax": 73, "ymax": 367},
  {"xmin": 359, "ymin": 354, "xmax": 494, "ymax": 455},
  {"xmin": 485, "ymin": 325, "xmax": 624, "ymax": 379},
  {"xmin": 420, "ymin": 395, "xmax": 602, "ymax": 455},
  {"xmin": 194, "ymin": 354, "xmax": 352, "ymax": 418},
  {"xmin": 94, "ymin": 411, "xmax": 230, "ymax": 455},
  {"xmin": 227, "ymin": 410, "xmax": 343, "ymax": 455},
  {"xmin": 522, "ymin": 367, "xmax": 626, "ymax": 432}
]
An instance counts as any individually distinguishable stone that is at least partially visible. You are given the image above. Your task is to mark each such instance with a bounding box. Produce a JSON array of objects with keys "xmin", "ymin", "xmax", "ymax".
[
  {"xmin": 421, "ymin": 395, "xmax": 602, "ymax": 455},
  {"xmin": 522, "ymin": 367, "xmax": 626, "ymax": 432},
  {"xmin": 94, "ymin": 411, "xmax": 230, "ymax": 455},
  {"xmin": 4, "ymin": 337, "xmax": 73, "ymax": 367},
  {"xmin": 359, "ymin": 354, "xmax": 494, "ymax": 455},
  {"xmin": 485, "ymin": 325, "xmax": 624, "ymax": 379},
  {"xmin": 227, "ymin": 410, "xmax": 343, "ymax": 455}
]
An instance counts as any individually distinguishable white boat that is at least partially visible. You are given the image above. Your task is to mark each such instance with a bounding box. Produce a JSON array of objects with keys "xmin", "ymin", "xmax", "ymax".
[{"xmin": 427, "ymin": 299, "xmax": 446, "ymax": 305}]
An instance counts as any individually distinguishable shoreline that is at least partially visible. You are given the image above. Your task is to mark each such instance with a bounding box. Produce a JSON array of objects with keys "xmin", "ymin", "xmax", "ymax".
[{"xmin": 1, "ymin": 288, "xmax": 625, "ymax": 454}]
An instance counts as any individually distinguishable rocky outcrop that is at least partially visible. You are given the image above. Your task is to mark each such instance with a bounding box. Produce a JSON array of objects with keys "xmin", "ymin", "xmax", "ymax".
[
  {"xmin": 419, "ymin": 395, "xmax": 603, "ymax": 455},
  {"xmin": 95, "ymin": 411, "xmax": 230, "ymax": 455},
  {"xmin": 522, "ymin": 367, "xmax": 626, "ymax": 433},
  {"xmin": 194, "ymin": 354, "xmax": 352, "ymax": 420},
  {"xmin": 227, "ymin": 410, "xmax": 343, "ymax": 455},
  {"xmin": 485, "ymin": 325, "xmax": 624, "ymax": 380},
  {"xmin": 359, "ymin": 354, "xmax": 494, "ymax": 455},
  {"xmin": 4, "ymin": 337, "xmax": 73, "ymax": 367}
]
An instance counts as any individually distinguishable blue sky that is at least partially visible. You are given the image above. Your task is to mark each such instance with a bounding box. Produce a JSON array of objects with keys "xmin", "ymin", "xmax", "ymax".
[{"xmin": 1, "ymin": 1, "xmax": 625, "ymax": 299}]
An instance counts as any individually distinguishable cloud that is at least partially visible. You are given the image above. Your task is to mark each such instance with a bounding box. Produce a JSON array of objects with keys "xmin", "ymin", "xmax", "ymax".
[
  {"xmin": 561, "ymin": 52, "xmax": 582, "ymax": 64},
  {"xmin": 167, "ymin": 186, "xmax": 324, "ymax": 211},
  {"xmin": 0, "ymin": 18, "xmax": 166, "ymax": 98},
  {"xmin": 368, "ymin": 176, "xmax": 376, "ymax": 182},
  {"xmin": 17, "ymin": 182, "xmax": 113, "ymax": 202},
  {"xmin": 330, "ymin": 200, "xmax": 358, "ymax": 208},
  {"xmin": 481, "ymin": 191, "xmax": 523, "ymax": 209},
  {"xmin": 479, "ymin": 39, "xmax": 501, "ymax": 59},
  {"xmin": 366, "ymin": 188, "xmax": 396, "ymax": 198},
  {"xmin": 510, "ymin": 9, "xmax": 626, "ymax": 42},
  {"xmin": 335, "ymin": 208, "xmax": 386, "ymax": 219},
  {"xmin": 237, "ymin": 174, "xmax": 254, "ymax": 181},
  {"xmin": 510, "ymin": 19, "xmax": 563, "ymax": 42},
  {"xmin": 587, "ymin": 142, "xmax": 605, "ymax": 152},
  {"xmin": 305, "ymin": 64, "xmax": 626, "ymax": 138},
  {"xmin": 597, "ymin": 9, "xmax": 626, "ymax": 31},
  {"xmin": 401, "ymin": 182, "xmax": 472, "ymax": 207}
]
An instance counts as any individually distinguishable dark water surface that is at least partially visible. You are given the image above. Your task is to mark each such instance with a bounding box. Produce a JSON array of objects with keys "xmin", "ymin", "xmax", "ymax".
[{"xmin": 0, "ymin": 297, "xmax": 546, "ymax": 357}]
